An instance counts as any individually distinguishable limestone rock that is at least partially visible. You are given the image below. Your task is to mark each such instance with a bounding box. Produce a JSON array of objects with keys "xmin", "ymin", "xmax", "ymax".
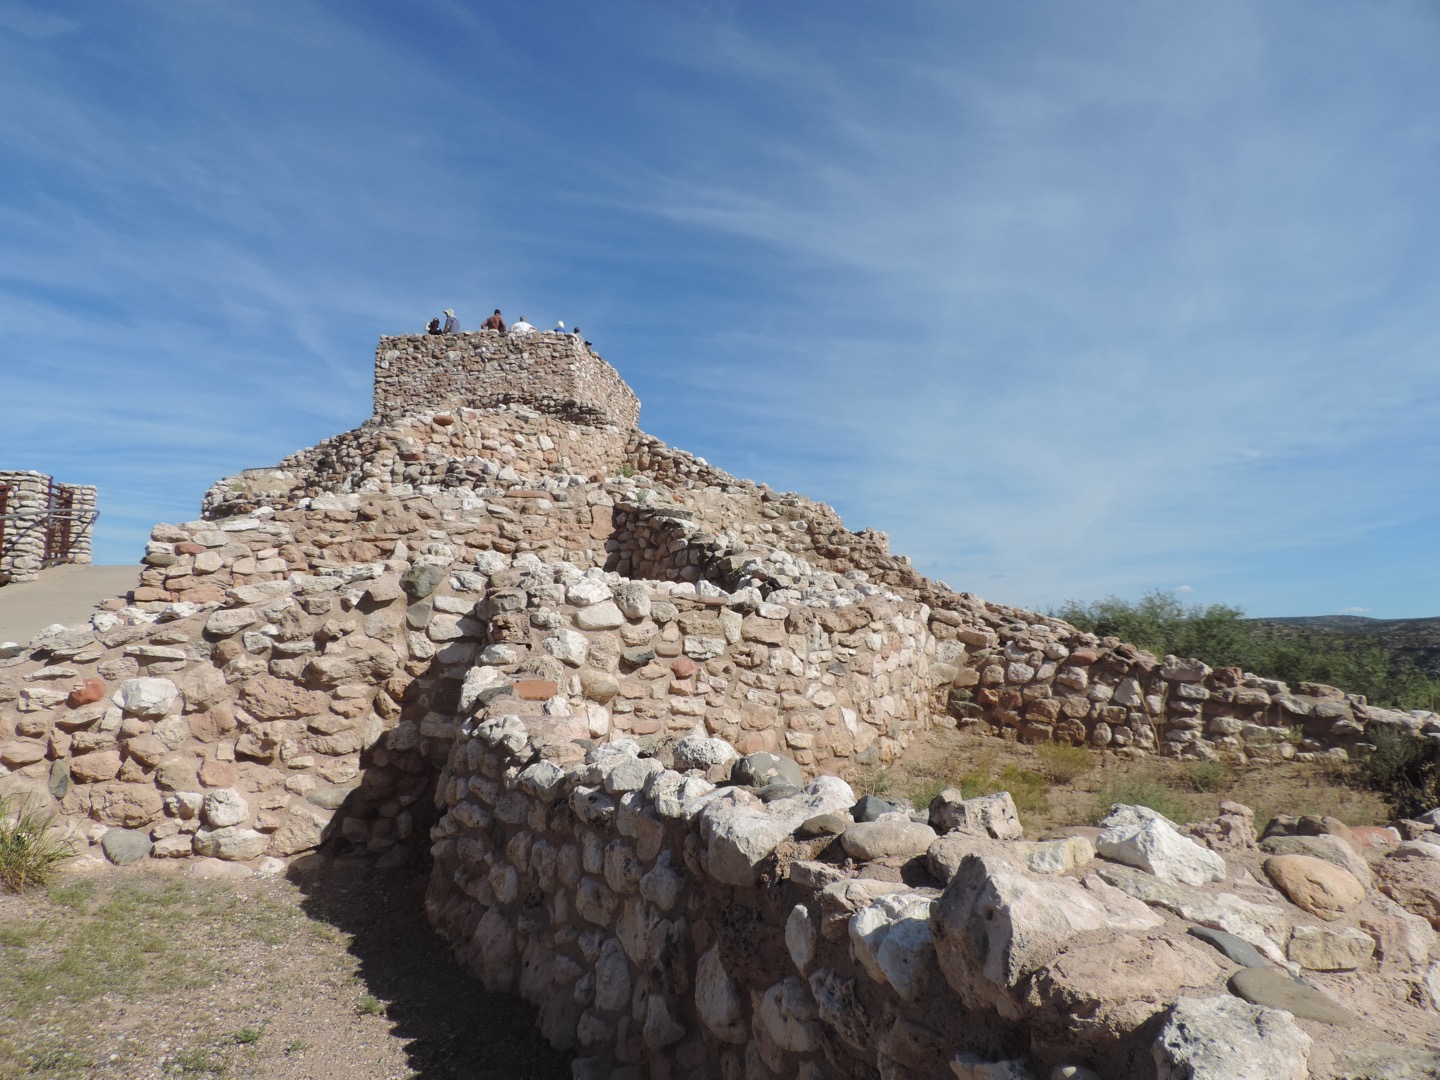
[
  {"xmin": 193, "ymin": 825, "xmax": 268, "ymax": 861},
  {"xmin": 202, "ymin": 788, "xmax": 250, "ymax": 829},
  {"xmin": 930, "ymin": 853, "xmax": 1162, "ymax": 1016},
  {"xmin": 1097, "ymin": 805, "xmax": 1227, "ymax": 887},
  {"xmin": 930, "ymin": 789, "xmax": 1023, "ymax": 840},
  {"xmin": 112, "ymin": 677, "xmax": 179, "ymax": 717},
  {"xmin": 848, "ymin": 891, "xmax": 936, "ymax": 1000},
  {"xmin": 1287, "ymin": 924, "xmax": 1375, "ymax": 971},
  {"xmin": 1152, "ymin": 995, "xmax": 1311, "ymax": 1080},
  {"xmin": 694, "ymin": 945, "xmax": 747, "ymax": 1044}
]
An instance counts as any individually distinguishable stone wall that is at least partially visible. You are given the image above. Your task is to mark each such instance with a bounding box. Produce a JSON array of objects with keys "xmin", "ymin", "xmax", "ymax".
[
  {"xmin": 373, "ymin": 332, "xmax": 641, "ymax": 431},
  {"xmin": 0, "ymin": 471, "xmax": 96, "ymax": 584}
]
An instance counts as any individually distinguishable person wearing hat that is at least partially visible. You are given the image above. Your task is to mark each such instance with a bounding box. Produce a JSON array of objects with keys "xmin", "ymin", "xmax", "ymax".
[
  {"xmin": 482, "ymin": 309, "xmax": 506, "ymax": 332},
  {"xmin": 554, "ymin": 320, "xmax": 565, "ymax": 333},
  {"xmin": 442, "ymin": 309, "xmax": 459, "ymax": 333}
]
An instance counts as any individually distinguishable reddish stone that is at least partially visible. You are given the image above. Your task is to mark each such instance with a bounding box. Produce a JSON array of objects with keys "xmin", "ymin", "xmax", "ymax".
[
  {"xmin": 514, "ymin": 679, "xmax": 559, "ymax": 701},
  {"xmin": 1068, "ymin": 649, "xmax": 1100, "ymax": 665},
  {"xmin": 132, "ymin": 586, "xmax": 171, "ymax": 602},
  {"xmin": 199, "ymin": 759, "xmax": 237, "ymax": 788},
  {"xmin": 627, "ymin": 719, "xmax": 663, "ymax": 736},
  {"xmin": 67, "ymin": 678, "xmax": 106, "ymax": 707},
  {"xmin": 671, "ymin": 656, "xmax": 698, "ymax": 679},
  {"xmin": 175, "ymin": 541, "xmax": 206, "ymax": 555},
  {"xmin": 433, "ymin": 413, "xmax": 455, "ymax": 426}
]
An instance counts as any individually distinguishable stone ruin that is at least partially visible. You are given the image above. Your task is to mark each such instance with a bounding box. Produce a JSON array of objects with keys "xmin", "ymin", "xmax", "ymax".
[
  {"xmin": 0, "ymin": 471, "xmax": 97, "ymax": 584},
  {"xmin": 1, "ymin": 329, "xmax": 1439, "ymax": 1078}
]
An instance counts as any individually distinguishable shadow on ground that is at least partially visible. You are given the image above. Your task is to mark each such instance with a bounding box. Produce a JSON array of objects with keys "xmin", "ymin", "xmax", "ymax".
[{"xmin": 290, "ymin": 853, "xmax": 572, "ymax": 1080}]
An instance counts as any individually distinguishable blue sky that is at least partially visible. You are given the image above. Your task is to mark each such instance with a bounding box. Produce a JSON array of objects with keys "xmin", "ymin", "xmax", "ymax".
[{"xmin": 2, "ymin": 1, "xmax": 1438, "ymax": 619}]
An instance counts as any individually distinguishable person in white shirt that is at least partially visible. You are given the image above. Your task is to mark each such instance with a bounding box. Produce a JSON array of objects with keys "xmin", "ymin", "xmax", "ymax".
[{"xmin": 510, "ymin": 316, "xmax": 536, "ymax": 335}]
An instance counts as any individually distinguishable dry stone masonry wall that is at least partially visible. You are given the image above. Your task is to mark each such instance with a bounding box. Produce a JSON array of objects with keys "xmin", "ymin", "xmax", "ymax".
[
  {"xmin": 374, "ymin": 332, "xmax": 641, "ymax": 429},
  {"xmin": 0, "ymin": 471, "xmax": 96, "ymax": 584},
  {"xmin": 2, "ymin": 334, "xmax": 1439, "ymax": 1078}
]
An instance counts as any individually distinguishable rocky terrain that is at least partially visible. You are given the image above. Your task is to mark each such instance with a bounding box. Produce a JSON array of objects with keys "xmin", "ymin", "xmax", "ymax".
[{"xmin": 1, "ymin": 329, "xmax": 1437, "ymax": 1078}]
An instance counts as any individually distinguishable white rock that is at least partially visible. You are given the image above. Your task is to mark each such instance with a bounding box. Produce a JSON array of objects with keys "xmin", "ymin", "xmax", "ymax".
[
  {"xmin": 1097, "ymin": 810, "xmax": 1226, "ymax": 887},
  {"xmin": 542, "ymin": 629, "xmax": 589, "ymax": 667},
  {"xmin": 673, "ymin": 736, "xmax": 739, "ymax": 774},
  {"xmin": 757, "ymin": 977, "xmax": 821, "ymax": 1053},
  {"xmin": 1152, "ymin": 995, "xmax": 1310, "ymax": 1080},
  {"xmin": 694, "ymin": 945, "xmax": 747, "ymax": 1043},
  {"xmin": 202, "ymin": 788, "xmax": 249, "ymax": 828},
  {"xmin": 849, "ymin": 892, "xmax": 935, "ymax": 1000},
  {"xmin": 565, "ymin": 577, "xmax": 613, "ymax": 607},
  {"xmin": 192, "ymin": 825, "xmax": 267, "ymax": 861},
  {"xmin": 574, "ymin": 601, "xmax": 625, "ymax": 631},
  {"xmin": 699, "ymin": 778, "xmax": 855, "ymax": 887},
  {"xmin": 112, "ymin": 677, "xmax": 179, "ymax": 717},
  {"xmin": 786, "ymin": 903, "xmax": 816, "ymax": 973}
]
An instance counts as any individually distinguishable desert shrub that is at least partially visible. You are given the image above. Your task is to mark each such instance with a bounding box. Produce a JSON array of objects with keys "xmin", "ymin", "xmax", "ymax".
[
  {"xmin": 0, "ymin": 794, "xmax": 75, "ymax": 893},
  {"xmin": 1036, "ymin": 743, "xmax": 1095, "ymax": 785},
  {"xmin": 851, "ymin": 765, "xmax": 894, "ymax": 798},
  {"xmin": 1363, "ymin": 725, "xmax": 1440, "ymax": 819},
  {"xmin": 1090, "ymin": 776, "xmax": 1187, "ymax": 825},
  {"xmin": 1182, "ymin": 760, "xmax": 1234, "ymax": 793},
  {"xmin": 955, "ymin": 764, "xmax": 1050, "ymax": 816}
]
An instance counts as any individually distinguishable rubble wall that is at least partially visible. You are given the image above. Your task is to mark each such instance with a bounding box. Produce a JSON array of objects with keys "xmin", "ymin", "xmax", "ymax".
[{"xmin": 373, "ymin": 333, "xmax": 641, "ymax": 430}]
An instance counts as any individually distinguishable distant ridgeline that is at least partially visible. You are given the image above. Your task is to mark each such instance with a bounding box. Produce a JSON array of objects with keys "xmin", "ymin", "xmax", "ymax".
[{"xmin": 0, "ymin": 330, "xmax": 1436, "ymax": 1077}]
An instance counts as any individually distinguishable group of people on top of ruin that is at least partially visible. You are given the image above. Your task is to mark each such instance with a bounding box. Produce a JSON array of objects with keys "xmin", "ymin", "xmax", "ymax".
[{"xmin": 426, "ymin": 308, "xmax": 588, "ymax": 346}]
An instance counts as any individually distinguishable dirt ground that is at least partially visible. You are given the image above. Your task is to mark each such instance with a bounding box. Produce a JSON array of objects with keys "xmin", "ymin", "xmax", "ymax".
[
  {"xmin": 868, "ymin": 724, "xmax": 1394, "ymax": 834},
  {"xmin": 0, "ymin": 856, "xmax": 572, "ymax": 1080}
]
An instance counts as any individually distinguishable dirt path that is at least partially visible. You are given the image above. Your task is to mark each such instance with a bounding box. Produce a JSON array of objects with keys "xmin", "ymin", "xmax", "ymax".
[
  {"xmin": 0, "ymin": 857, "xmax": 572, "ymax": 1079},
  {"xmin": 0, "ymin": 564, "xmax": 138, "ymax": 645}
]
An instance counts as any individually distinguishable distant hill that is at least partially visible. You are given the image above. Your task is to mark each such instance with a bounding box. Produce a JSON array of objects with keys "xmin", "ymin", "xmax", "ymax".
[{"xmin": 1248, "ymin": 615, "xmax": 1440, "ymax": 681}]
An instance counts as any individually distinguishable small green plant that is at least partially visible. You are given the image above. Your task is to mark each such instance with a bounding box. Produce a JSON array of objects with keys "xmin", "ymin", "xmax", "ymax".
[
  {"xmin": 619, "ymin": 464, "xmax": 636, "ymax": 478},
  {"xmin": 1090, "ymin": 776, "xmax": 1187, "ymax": 824},
  {"xmin": 233, "ymin": 1026, "xmax": 264, "ymax": 1046},
  {"xmin": 851, "ymin": 765, "xmax": 894, "ymax": 798},
  {"xmin": 171, "ymin": 1047, "xmax": 224, "ymax": 1074},
  {"xmin": 1183, "ymin": 759, "xmax": 1234, "ymax": 793},
  {"xmin": 283, "ymin": 1039, "xmax": 308, "ymax": 1056},
  {"xmin": 1035, "ymin": 742, "xmax": 1095, "ymax": 785},
  {"xmin": 356, "ymin": 993, "xmax": 383, "ymax": 1016},
  {"xmin": 0, "ymin": 793, "xmax": 76, "ymax": 892}
]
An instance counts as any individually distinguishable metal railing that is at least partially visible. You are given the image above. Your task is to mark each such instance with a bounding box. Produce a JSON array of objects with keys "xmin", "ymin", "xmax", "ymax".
[{"xmin": 0, "ymin": 481, "xmax": 98, "ymax": 572}]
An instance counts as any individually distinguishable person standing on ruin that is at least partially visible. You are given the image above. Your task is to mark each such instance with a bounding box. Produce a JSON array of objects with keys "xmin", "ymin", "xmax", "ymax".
[
  {"xmin": 482, "ymin": 309, "xmax": 506, "ymax": 332},
  {"xmin": 510, "ymin": 315, "xmax": 536, "ymax": 335},
  {"xmin": 442, "ymin": 308, "xmax": 459, "ymax": 333}
]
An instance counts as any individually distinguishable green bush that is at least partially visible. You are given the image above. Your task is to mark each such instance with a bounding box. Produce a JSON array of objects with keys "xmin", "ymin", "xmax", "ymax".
[
  {"xmin": 1090, "ymin": 776, "xmax": 1187, "ymax": 825},
  {"xmin": 1182, "ymin": 760, "xmax": 1234, "ymax": 793},
  {"xmin": 1363, "ymin": 725, "xmax": 1440, "ymax": 819},
  {"xmin": 1036, "ymin": 743, "xmax": 1095, "ymax": 785},
  {"xmin": 0, "ymin": 794, "xmax": 75, "ymax": 893}
]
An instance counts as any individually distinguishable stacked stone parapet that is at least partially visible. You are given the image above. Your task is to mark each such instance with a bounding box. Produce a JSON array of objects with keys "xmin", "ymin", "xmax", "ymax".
[{"xmin": 373, "ymin": 332, "xmax": 641, "ymax": 430}]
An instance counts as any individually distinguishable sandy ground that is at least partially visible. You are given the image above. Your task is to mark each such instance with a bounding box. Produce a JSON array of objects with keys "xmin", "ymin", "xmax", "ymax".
[{"xmin": 0, "ymin": 564, "xmax": 138, "ymax": 646}]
